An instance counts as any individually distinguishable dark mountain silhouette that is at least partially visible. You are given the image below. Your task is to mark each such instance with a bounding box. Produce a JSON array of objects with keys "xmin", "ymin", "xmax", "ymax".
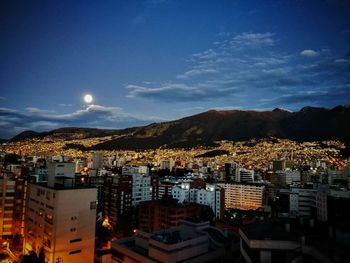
[
  {"xmin": 10, "ymin": 105, "xmax": 350, "ymax": 150},
  {"xmin": 10, "ymin": 127, "xmax": 137, "ymax": 142}
]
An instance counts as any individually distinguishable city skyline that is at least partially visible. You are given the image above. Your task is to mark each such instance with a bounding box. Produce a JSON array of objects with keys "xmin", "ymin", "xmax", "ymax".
[{"xmin": 1, "ymin": 0, "xmax": 350, "ymax": 138}]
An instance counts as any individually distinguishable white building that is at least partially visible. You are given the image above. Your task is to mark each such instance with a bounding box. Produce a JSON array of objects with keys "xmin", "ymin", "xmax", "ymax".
[
  {"xmin": 131, "ymin": 174, "xmax": 152, "ymax": 206},
  {"xmin": 171, "ymin": 183, "xmax": 223, "ymax": 218},
  {"xmin": 24, "ymin": 162, "xmax": 97, "ymax": 263},
  {"xmin": 122, "ymin": 166, "xmax": 152, "ymax": 206},
  {"xmin": 47, "ymin": 162, "xmax": 75, "ymax": 187},
  {"xmin": 218, "ymin": 183, "xmax": 265, "ymax": 210}
]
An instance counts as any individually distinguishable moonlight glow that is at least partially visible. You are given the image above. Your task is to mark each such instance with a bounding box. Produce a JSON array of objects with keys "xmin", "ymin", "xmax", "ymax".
[{"xmin": 84, "ymin": 94, "xmax": 93, "ymax": 104}]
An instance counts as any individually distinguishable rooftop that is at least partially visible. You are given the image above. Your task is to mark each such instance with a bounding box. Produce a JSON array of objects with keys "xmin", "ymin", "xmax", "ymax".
[{"xmin": 240, "ymin": 222, "xmax": 299, "ymax": 242}]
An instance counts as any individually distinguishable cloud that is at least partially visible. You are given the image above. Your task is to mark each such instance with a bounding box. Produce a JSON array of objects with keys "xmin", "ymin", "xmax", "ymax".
[
  {"xmin": 264, "ymin": 84, "xmax": 350, "ymax": 108},
  {"xmin": 0, "ymin": 105, "xmax": 158, "ymax": 138},
  {"xmin": 125, "ymin": 32, "xmax": 350, "ymax": 110},
  {"xmin": 217, "ymin": 32, "xmax": 232, "ymax": 37},
  {"xmin": 25, "ymin": 107, "xmax": 54, "ymax": 114},
  {"xmin": 177, "ymin": 68, "xmax": 218, "ymax": 79},
  {"xmin": 0, "ymin": 96, "xmax": 6, "ymax": 101},
  {"xmin": 300, "ymin": 49, "xmax": 319, "ymax": 58},
  {"xmin": 126, "ymin": 83, "xmax": 230, "ymax": 101},
  {"xmin": 58, "ymin": 103, "xmax": 72, "ymax": 107},
  {"xmin": 230, "ymin": 32, "xmax": 276, "ymax": 48}
]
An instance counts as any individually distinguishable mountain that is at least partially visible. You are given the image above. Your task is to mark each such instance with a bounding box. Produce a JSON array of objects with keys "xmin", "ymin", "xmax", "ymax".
[
  {"xmin": 11, "ymin": 130, "xmax": 45, "ymax": 141},
  {"xmin": 10, "ymin": 127, "xmax": 136, "ymax": 141},
  {"xmin": 90, "ymin": 105, "xmax": 350, "ymax": 150},
  {"xmin": 10, "ymin": 105, "xmax": 350, "ymax": 150}
]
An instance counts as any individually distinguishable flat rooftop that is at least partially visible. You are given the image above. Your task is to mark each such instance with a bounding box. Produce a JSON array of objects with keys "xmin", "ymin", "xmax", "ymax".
[{"xmin": 240, "ymin": 222, "xmax": 299, "ymax": 241}]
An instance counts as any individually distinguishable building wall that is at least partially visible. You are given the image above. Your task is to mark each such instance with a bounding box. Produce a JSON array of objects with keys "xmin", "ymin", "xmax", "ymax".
[
  {"xmin": 47, "ymin": 162, "xmax": 75, "ymax": 187},
  {"xmin": 218, "ymin": 183, "xmax": 265, "ymax": 210},
  {"xmin": 138, "ymin": 201, "xmax": 203, "ymax": 232},
  {"xmin": 171, "ymin": 184, "xmax": 223, "ymax": 219},
  {"xmin": 132, "ymin": 174, "xmax": 152, "ymax": 206},
  {"xmin": 0, "ymin": 174, "xmax": 26, "ymax": 239},
  {"xmin": 24, "ymin": 184, "xmax": 97, "ymax": 263},
  {"xmin": 102, "ymin": 176, "xmax": 132, "ymax": 227}
]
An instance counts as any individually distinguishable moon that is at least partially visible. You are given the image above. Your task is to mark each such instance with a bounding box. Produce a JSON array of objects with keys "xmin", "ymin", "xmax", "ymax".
[{"xmin": 84, "ymin": 94, "xmax": 93, "ymax": 104}]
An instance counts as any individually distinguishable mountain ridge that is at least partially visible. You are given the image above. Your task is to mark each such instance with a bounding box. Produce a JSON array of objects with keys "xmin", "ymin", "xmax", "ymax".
[{"xmin": 9, "ymin": 105, "xmax": 350, "ymax": 150}]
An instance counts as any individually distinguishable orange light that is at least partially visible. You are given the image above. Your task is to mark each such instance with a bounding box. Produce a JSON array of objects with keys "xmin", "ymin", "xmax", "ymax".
[{"xmin": 102, "ymin": 217, "xmax": 112, "ymax": 230}]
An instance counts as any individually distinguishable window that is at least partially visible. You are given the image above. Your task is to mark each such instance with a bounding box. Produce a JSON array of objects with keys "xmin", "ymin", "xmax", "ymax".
[
  {"xmin": 45, "ymin": 213, "xmax": 53, "ymax": 224},
  {"xmin": 70, "ymin": 228, "xmax": 76, "ymax": 232},
  {"xmin": 69, "ymin": 238, "xmax": 82, "ymax": 243},
  {"xmin": 90, "ymin": 201, "xmax": 97, "ymax": 210},
  {"xmin": 69, "ymin": 249, "xmax": 81, "ymax": 255}
]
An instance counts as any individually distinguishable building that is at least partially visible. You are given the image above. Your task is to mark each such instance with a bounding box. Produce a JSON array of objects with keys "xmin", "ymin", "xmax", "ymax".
[
  {"xmin": 279, "ymin": 186, "xmax": 328, "ymax": 221},
  {"xmin": 218, "ymin": 183, "xmax": 265, "ymax": 210},
  {"xmin": 160, "ymin": 159, "xmax": 174, "ymax": 171},
  {"xmin": 224, "ymin": 162, "xmax": 238, "ymax": 181},
  {"xmin": 275, "ymin": 169, "xmax": 301, "ymax": 186},
  {"xmin": 112, "ymin": 218, "xmax": 237, "ymax": 263},
  {"xmin": 273, "ymin": 160, "xmax": 286, "ymax": 172},
  {"xmin": 24, "ymin": 161, "xmax": 97, "ymax": 263},
  {"xmin": 122, "ymin": 166, "xmax": 149, "ymax": 176},
  {"xmin": 92, "ymin": 152, "xmax": 103, "ymax": 170},
  {"xmin": 138, "ymin": 197, "xmax": 208, "ymax": 233},
  {"xmin": 0, "ymin": 173, "xmax": 27, "ymax": 241},
  {"xmin": 121, "ymin": 166, "xmax": 155, "ymax": 206},
  {"xmin": 239, "ymin": 221, "xmax": 335, "ymax": 263},
  {"xmin": 158, "ymin": 180, "xmax": 176, "ymax": 199},
  {"xmin": 101, "ymin": 175, "xmax": 133, "ymax": 228},
  {"xmin": 236, "ymin": 168, "xmax": 254, "ymax": 183},
  {"xmin": 171, "ymin": 183, "xmax": 224, "ymax": 219},
  {"xmin": 131, "ymin": 174, "xmax": 152, "ymax": 206}
]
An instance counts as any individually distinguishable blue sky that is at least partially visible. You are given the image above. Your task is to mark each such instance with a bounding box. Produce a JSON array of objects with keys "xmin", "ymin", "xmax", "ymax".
[{"xmin": 0, "ymin": 0, "xmax": 350, "ymax": 138}]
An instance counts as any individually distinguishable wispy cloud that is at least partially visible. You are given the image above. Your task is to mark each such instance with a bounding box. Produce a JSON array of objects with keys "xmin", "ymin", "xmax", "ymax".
[
  {"xmin": 58, "ymin": 103, "xmax": 72, "ymax": 107},
  {"xmin": 125, "ymin": 31, "xmax": 350, "ymax": 110},
  {"xmin": 0, "ymin": 105, "xmax": 159, "ymax": 138},
  {"xmin": 230, "ymin": 32, "xmax": 276, "ymax": 48},
  {"xmin": 177, "ymin": 68, "xmax": 218, "ymax": 79}
]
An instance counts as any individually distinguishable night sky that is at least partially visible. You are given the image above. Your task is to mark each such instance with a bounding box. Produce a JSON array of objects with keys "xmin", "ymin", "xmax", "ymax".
[{"xmin": 1, "ymin": 0, "xmax": 350, "ymax": 138}]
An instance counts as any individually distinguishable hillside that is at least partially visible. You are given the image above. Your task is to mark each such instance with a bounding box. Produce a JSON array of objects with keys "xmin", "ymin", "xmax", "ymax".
[{"xmin": 10, "ymin": 105, "xmax": 350, "ymax": 150}]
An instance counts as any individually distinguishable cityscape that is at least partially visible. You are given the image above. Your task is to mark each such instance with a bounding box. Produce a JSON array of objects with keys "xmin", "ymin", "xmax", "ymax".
[{"xmin": 1, "ymin": 1, "xmax": 350, "ymax": 263}]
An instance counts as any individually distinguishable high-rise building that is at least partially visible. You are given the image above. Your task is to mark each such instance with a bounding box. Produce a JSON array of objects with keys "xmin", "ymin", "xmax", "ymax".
[
  {"xmin": 24, "ymin": 161, "xmax": 97, "ymax": 263},
  {"xmin": 101, "ymin": 175, "xmax": 132, "ymax": 228},
  {"xmin": 0, "ymin": 173, "xmax": 27, "ymax": 242},
  {"xmin": 218, "ymin": 183, "xmax": 265, "ymax": 210}
]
